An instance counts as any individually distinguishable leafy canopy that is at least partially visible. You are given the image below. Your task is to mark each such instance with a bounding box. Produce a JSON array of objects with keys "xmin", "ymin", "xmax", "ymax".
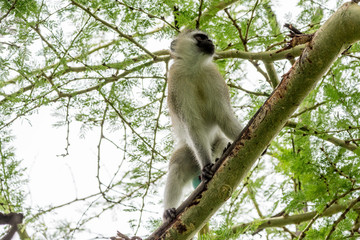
[{"xmin": 0, "ymin": 0, "xmax": 360, "ymax": 239}]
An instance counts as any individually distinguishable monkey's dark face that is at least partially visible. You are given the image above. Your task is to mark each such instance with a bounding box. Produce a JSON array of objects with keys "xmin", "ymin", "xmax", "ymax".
[
  {"xmin": 193, "ymin": 33, "xmax": 215, "ymax": 55},
  {"xmin": 170, "ymin": 30, "xmax": 215, "ymax": 60}
]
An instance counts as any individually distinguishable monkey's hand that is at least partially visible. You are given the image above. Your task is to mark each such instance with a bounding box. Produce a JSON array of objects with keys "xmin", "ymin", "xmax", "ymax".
[
  {"xmin": 223, "ymin": 142, "xmax": 232, "ymax": 154},
  {"xmin": 163, "ymin": 208, "xmax": 177, "ymax": 221},
  {"xmin": 201, "ymin": 163, "xmax": 214, "ymax": 182}
]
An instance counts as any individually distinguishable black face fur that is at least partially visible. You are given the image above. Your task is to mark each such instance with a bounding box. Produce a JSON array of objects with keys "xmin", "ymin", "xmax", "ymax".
[{"xmin": 193, "ymin": 33, "xmax": 215, "ymax": 55}]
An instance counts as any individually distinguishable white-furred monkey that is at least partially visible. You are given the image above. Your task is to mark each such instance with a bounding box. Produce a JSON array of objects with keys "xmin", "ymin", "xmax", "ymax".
[{"xmin": 163, "ymin": 29, "xmax": 243, "ymax": 221}]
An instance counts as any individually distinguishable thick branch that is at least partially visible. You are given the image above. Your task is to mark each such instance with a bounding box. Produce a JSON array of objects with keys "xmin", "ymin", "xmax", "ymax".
[
  {"xmin": 0, "ymin": 212, "xmax": 24, "ymax": 240},
  {"xmin": 264, "ymin": 61, "xmax": 280, "ymax": 88},
  {"xmin": 231, "ymin": 198, "xmax": 360, "ymax": 234},
  {"xmin": 286, "ymin": 120, "xmax": 360, "ymax": 153},
  {"xmin": 148, "ymin": 2, "xmax": 360, "ymax": 239},
  {"xmin": 215, "ymin": 44, "xmax": 304, "ymax": 62}
]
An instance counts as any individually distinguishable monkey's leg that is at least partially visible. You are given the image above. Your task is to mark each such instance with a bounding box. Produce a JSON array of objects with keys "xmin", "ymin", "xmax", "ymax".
[
  {"xmin": 163, "ymin": 145, "xmax": 199, "ymax": 221},
  {"xmin": 218, "ymin": 112, "xmax": 243, "ymax": 141},
  {"xmin": 187, "ymin": 127, "xmax": 214, "ymax": 181},
  {"xmin": 211, "ymin": 135, "xmax": 231, "ymax": 160}
]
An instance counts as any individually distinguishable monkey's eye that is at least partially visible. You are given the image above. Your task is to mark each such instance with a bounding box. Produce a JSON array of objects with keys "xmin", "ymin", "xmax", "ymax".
[{"xmin": 194, "ymin": 33, "xmax": 208, "ymax": 41}]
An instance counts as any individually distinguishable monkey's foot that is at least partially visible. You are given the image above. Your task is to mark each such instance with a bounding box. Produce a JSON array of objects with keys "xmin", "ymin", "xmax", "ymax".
[
  {"xmin": 201, "ymin": 163, "xmax": 214, "ymax": 182},
  {"xmin": 163, "ymin": 208, "xmax": 177, "ymax": 221},
  {"xmin": 223, "ymin": 142, "xmax": 232, "ymax": 154}
]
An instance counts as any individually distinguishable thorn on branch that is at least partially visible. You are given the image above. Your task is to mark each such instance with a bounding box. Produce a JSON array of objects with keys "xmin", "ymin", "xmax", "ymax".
[
  {"xmin": 284, "ymin": 23, "xmax": 303, "ymax": 35},
  {"xmin": 276, "ymin": 23, "xmax": 314, "ymax": 53}
]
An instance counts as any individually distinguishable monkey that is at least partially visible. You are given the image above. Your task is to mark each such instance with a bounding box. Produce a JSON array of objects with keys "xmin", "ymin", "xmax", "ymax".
[{"xmin": 163, "ymin": 29, "xmax": 243, "ymax": 221}]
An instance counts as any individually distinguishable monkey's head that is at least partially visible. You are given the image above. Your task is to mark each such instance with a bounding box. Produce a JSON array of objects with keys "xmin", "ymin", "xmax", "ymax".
[{"xmin": 170, "ymin": 29, "xmax": 215, "ymax": 60}]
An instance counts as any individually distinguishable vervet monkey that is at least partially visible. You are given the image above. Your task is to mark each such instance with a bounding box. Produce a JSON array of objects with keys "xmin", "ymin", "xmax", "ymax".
[{"xmin": 163, "ymin": 30, "xmax": 243, "ymax": 221}]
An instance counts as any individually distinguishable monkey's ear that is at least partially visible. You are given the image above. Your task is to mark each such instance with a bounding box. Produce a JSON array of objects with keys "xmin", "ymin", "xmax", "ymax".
[{"xmin": 170, "ymin": 40, "xmax": 177, "ymax": 52}]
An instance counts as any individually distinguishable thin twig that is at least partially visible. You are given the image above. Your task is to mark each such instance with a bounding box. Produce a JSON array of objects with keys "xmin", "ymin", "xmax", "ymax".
[
  {"xmin": 244, "ymin": 0, "xmax": 260, "ymax": 47},
  {"xmin": 99, "ymin": 91, "xmax": 166, "ymax": 160},
  {"xmin": 320, "ymin": 147, "xmax": 356, "ymax": 185},
  {"xmin": 135, "ymin": 68, "xmax": 168, "ymax": 234},
  {"xmin": 57, "ymin": 97, "xmax": 72, "ymax": 157},
  {"xmin": 286, "ymin": 121, "xmax": 359, "ymax": 153},
  {"xmin": 0, "ymin": 0, "xmax": 18, "ymax": 23},
  {"xmin": 291, "ymin": 101, "xmax": 327, "ymax": 118},
  {"xmin": 224, "ymin": 6, "xmax": 273, "ymax": 86},
  {"xmin": 228, "ymin": 83, "xmax": 270, "ymax": 97},
  {"xmin": 71, "ymin": 0, "xmax": 156, "ymax": 59},
  {"xmin": 298, "ymin": 188, "xmax": 360, "ymax": 239},
  {"xmin": 115, "ymin": 0, "xmax": 178, "ymax": 31},
  {"xmin": 196, "ymin": 0, "xmax": 204, "ymax": 29},
  {"xmin": 325, "ymin": 195, "xmax": 360, "ymax": 240}
]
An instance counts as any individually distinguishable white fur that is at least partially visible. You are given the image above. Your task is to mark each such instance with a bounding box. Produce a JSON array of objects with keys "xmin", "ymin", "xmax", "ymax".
[{"xmin": 164, "ymin": 30, "xmax": 243, "ymax": 215}]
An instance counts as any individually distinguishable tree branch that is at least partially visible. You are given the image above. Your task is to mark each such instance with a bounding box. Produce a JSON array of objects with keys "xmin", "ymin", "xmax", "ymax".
[
  {"xmin": 291, "ymin": 101, "xmax": 326, "ymax": 118},
  {"xmin": 115, "ymin": 1, "xmax": 179, "ymax": 31},
  {"xmin": 3, "ymin": 30, "xmax": 165, "ymax": 87},
  {"xmin": 0, "ymin": 212, "xmax": 24, "ymax": 240},
  {"xmin": 71, "ymin": 0, "xmax": 156, "ymax": 59},
  {"xmin": 264, "ymin": 61, "xmax": 280, "ymax": 88},
  {"xmin": 215, "ymin": 44, "xmax": 305, "ymax": 62},
  {"xmin": 286, "ymin": 120, "xmax": 360, "ymax": 153},
  {"xmin": 188, "ymin": 0, "xmax": 241, "ymax": 28},
  {"xmin": 228, "ymin": 83, "xmax": 270, "ymax": 97},
  {"xmin": 0, "ymin": 0, "xmax": 17, "ymax": 23},
  {"xmin": 230, "ymin": 197, "xmax": 360, "ymax": 235}
]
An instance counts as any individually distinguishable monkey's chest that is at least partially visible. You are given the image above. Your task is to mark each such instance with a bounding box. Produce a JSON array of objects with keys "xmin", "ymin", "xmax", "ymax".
[{"xmin": 176, "ymin": 81, "xmax": 219, "ymax": 120}]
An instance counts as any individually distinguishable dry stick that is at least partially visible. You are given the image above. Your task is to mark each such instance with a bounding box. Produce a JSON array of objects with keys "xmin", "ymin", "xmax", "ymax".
[
  {"xmin": 100, "ymin": 91, "xmax": 166, "ymax": 160},
  {"xmin": 96, "ymin": 103, "xmax": 110, "ymax": 201},
  {"xmin": 224, "ymin": 8, "xmax": 246, "ymax": 47},
  {"xmin": 57, "ymin": 97, "xmax": 71, "ymax": 157},
  {"xmin": 147, "ymin": 2, "xmax": 360, "ymax": 239}
]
